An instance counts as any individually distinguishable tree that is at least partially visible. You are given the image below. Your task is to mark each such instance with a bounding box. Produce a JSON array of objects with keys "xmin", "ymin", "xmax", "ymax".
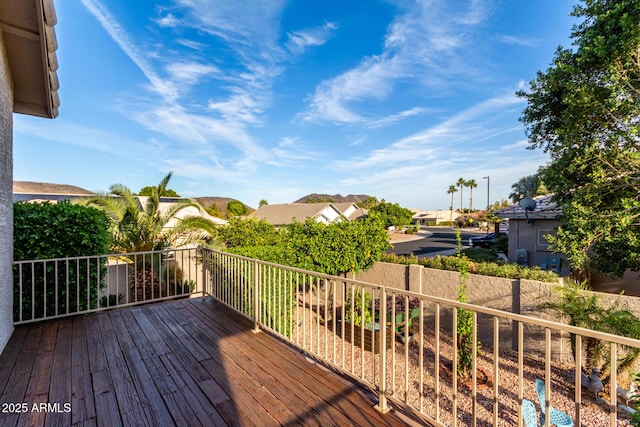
[
  {"xmin": 509, "ymin": 174, "xmax": 545, "ymax": 203},
  {"xmin": 447, "ymin": 185, "xmax": 458, "ymax": 224},
  {"xmin": 466, "ymin": 179, "xmax": 477, "ymax": 212},
  {"xmin": 456, "ymin": 177, "xmax": 466, "ymax": 217},
  {"xmin": 259, "ymin": 199, "xmax": 268, "ymax": 207},
  {"xmin": 517, "ymin": 0, "xmax": 640, "ymax": 276},
  {"xmin": 369, "ymin": 202, "xmax": 413, "ymax": 228},
  {"xmin": 139, "ymin": 186, "xmax": 179, "ymax": 197},
  {"xmin": 227, "ymin": 200, "xmax": 248, "ymax": 217},
  {"xmin": 79, "ymin": 172, "xmax": 219, "ymax": 253},
  {"xmin": 359, "ymin": 196, "xmax": 379, "ymax": 209}
]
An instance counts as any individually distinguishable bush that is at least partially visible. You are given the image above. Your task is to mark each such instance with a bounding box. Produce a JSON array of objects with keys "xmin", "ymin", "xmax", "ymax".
[
  {"xmin": 13, "ymin": 201, "xmax": 111, "ymax": 321},
  {"xmin": 378, "ymin": 253, "xmax": 559, "ymax": 283}
]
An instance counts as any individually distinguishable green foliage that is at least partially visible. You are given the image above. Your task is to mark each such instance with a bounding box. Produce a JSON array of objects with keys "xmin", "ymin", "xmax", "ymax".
[
  {"xmin": 542, "ymin": 280, "xmax": 640, "ymax": 375},
  {"xmin": 518, "ymin": 0, "xmax": 640, "ymax": 276},
  {"xmin": 228, "ymin": 216, "xmax": 389, "ymax": 276},
  {"xmin": 455, "ymin": 228, "xmax": 480, "ymax": 378},
  {"xmin": 227, "ymin": 200, "xmax": 248, "ymax": 217},
  {"xmin": 345, "ymin": 290, "xmax": 373, "ymax": 328},
  {"xmin": 369, "ymin": 202, "xmax": 413, "ymax": 228},
  {"xmin": 259, "ymin": 199, "xmax": 268, "ymax": 207},
  {"xmin": 219, "ymin": 217, "xmax": 279, "ymax": 248},
  {"xmin": 13, "ymin": 201, "xmax": 111, "ymax": 321},
  {"xmin": 357, "ymin": 196, "xmax": 379, "ymax": 209},
  {"xmin": 138, "ymin": 186, "xmax": 179, "ymax": 197},
  {"xmin": 509, "ymin": 174, "xmax": 546, "ymax": 203},
  {"xmin": 78, "ymin": 172, "xmax": 218, "ymax": 253},
  {"xmin": 378, "ymin": 253, "xmax": 560, "ymax": 283}
]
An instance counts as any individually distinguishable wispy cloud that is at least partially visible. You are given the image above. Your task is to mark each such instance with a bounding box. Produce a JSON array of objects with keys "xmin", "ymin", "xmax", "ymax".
[
  {"xmin": 496, "ymin": 34, "xmax": 540, "ymax": 47},
  {"xmin": 165, "ymin": 62, "xmax": 219, "ymax": 86},
  {"xmin": 338, "ymin": 91, "xmax": 525, "ymax": 170},
  {"xmin": 299, "ymin": 0, "xmax": 490, "ymax": 126},
  {"xmin": 267, "ymin": 137, "xmax": 320, "ymax": 167},
  {"xmin": 286, "ymin": 22, "xmax": 338, "ymax": 54}
]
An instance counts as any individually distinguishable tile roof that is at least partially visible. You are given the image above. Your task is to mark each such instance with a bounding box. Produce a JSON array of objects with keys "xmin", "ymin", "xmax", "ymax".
[{"xmin": 494, "ymin": 195, "xmax": 562, "ymax": 220}]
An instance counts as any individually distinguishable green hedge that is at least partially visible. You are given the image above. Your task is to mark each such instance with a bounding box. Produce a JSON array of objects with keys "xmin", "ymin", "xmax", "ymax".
[
  {"xmin": 380, "ymin": 253, "xmax": 559, "ymax": 283},
  {"xmin": 13, "ymin": 201, "xmax": 111, "ymax": 321}
]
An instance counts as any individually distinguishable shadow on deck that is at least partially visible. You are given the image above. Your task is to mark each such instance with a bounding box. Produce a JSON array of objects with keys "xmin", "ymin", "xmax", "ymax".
[{"xmin": 0, "ymin": 297, "xmax": 421, "ymax": 426}]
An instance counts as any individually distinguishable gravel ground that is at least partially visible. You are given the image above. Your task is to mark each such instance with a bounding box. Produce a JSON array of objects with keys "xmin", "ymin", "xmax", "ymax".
[{"xmin": 292, "ymin": 303, "xmax": 634, "ymax": 426}]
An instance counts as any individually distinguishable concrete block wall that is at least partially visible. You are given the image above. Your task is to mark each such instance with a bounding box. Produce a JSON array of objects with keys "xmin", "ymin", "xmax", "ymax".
[{"xmin": 352, "ymin": 261, "xmax": 640, "ymax": 363}]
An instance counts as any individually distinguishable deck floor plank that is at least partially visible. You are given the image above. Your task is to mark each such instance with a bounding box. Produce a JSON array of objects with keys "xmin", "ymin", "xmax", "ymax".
[{"xmin": 0, "ymin": 298, "xmax": 415, "ymax": 427}]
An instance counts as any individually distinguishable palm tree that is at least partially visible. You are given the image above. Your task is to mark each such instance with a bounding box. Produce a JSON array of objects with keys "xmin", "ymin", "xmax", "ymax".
[
  {"xmin": 456, "ymin": 177, "xmax": 466, "ymax": 219},
  {"xmin": 79, "ymin": 172, "xmax": 219, "ymax": 253},
  {"xmin": 447, "ymin": 185, "xmax": 457, "ymax": 224},
  {"xmin": 466, "ymin": 179, "xmax": 477, "ymax": 213},
  {"xmin": 509, "ymin": 174, "xmax": 542, "ymax": 203}
]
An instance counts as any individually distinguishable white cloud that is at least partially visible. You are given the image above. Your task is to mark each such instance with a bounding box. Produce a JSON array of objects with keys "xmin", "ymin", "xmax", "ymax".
[
  {"xmin": 165, "ymin": 62, "xmax": 219, "ymax": 86},
  {"xmin": 286, "ymin": 22, "xmax": 338, "ymax": 54},
  {"xmin": 496, "ymin": 35, "xmax": 540, "ymax": 47},
  {"xmin": 298, "ymin": 0, "xmax": 490, "ymax": 125}
]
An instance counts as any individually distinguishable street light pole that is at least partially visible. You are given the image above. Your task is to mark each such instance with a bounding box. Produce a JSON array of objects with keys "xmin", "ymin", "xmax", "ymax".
[
  {"xmin": 482, "ymin": 176, "xmax": 490, "ymax": 211},
  {"xmin": 482, "ymin": 176, "xmax": 490, "ymax": 232}
]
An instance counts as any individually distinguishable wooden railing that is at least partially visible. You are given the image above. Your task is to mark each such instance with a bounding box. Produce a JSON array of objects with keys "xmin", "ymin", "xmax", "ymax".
[{"xmin": 202, "ymin": 248, "xmax": 640, "ymax": 426}]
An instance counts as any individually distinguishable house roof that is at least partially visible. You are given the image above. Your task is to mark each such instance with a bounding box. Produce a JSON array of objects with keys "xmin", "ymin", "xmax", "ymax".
[
  {"xmin": 332, "ymin": 202, "xmax": 368, "ymax": 220},
  {"xmin": 13, "ymin": 180, "xmax": 94, "ymax": 195},
  {"xmin": 0, "ymin": 0, "xmax": 60, "ymax": 118},
  {"xmin": 248, "ymin": 203, "xmax": 342, "ymax": 225},
  {"xmin": 494, "ymin": 195, "xmax": 561, "ymax": 220}
]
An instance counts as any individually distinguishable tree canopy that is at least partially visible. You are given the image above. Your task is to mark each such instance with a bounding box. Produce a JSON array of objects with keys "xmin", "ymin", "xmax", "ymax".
[
  {"xmin": 78, "ymin": 173, "xmax": 219, "ymax": 253},
  {"xmin": 517, "ymin": 0, "xmax": 640, "ymax": 276},
  {"xmin": 368, "ymin": 201, "xmax": 413, "ymax": 228},
  {"xmin": 509, "ymin": 173, "xmax": 547, "ymax": 203}
]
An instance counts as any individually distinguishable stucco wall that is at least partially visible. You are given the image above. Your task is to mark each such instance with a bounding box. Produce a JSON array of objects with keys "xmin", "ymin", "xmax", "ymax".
[
  {"xmin": 0, "ymin": 31, "xmax": 14, "ymax": 353},
  {"xmin": 353, "ymin": 261, "xmax": 640, "ymax": 362},
  {"xmin": 508, "ymin": 218, "xmax": 571, "ymax": 276}
]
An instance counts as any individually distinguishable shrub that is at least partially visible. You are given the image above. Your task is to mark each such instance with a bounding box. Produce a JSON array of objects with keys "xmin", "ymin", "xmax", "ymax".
[
  {"xmin": 13, "ymin": 201, "xmax": 110, "ymax": 321},
  {"xmin": 379, "ymin": 253, "xmax": 559, "ymax": 283}
]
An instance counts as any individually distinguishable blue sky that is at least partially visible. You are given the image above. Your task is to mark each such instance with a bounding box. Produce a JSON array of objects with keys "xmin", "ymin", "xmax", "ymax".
[{"xmin": 14, "ymin": 0, "xmax": 576, "ymax": 210}]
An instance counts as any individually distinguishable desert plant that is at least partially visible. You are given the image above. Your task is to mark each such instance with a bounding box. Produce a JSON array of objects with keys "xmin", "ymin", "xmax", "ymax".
[
  {"xmin": 541, "ymin": 279, "xmax": 640, "ymax": 376},
  {"xmin": 455, "ymin": 228, "xmax": 481, "ymax": 379},
  {"xmin": 345, "ymin": 290, "xmax": 373, "ymax": 329}
]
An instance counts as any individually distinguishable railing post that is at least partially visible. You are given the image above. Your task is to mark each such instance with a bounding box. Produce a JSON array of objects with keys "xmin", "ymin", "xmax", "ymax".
[
  {"xmin": 252, "ymin": 259, "xmax": 260, "ymax": 333},
  {"xmin": 375, "ymin": 286, "xmax": 390, "ymax": 414},
  {"xmin": 201, "ymin": 248, "xmax": 207, "ymax": 297}
]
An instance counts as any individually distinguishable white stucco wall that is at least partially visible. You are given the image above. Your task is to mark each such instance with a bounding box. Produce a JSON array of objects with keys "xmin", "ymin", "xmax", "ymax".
[{"xmin": 0, "ymin": 31, "xmax": 14, "ymax": 353}]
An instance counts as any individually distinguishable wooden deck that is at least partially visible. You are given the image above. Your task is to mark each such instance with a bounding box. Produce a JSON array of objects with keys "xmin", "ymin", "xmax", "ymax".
[{"xmin": 0, "ymin": 298, "xmax": 419, "ymax": 426}]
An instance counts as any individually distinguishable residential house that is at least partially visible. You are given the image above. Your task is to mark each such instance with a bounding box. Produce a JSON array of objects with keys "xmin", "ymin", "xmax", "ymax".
[
  {"xmin": 0, "ymin": 0, "xmax": 60, "ymax": 352},
  {"xmin": 332, "ymin": 202, "xmax": 367, "ymax": 220},
  {"xmin": 248, "ymin": 202, "xmax": 344, "ymax": 226},
  {"xmin": 13, "ymin": 180, "xmax": 94, "ymax": 202},
  {"xmin": 494, "ymin": 195, "xmax": 569, "ymax": 275},
  {"xmin": 413, "ymin": 209, "xmax": 460, "ymax": 225}
]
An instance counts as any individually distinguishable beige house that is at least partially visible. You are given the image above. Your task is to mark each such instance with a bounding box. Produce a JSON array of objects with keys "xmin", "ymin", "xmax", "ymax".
[
  {"xmin": 13, "ymin": 180, "xmax": 94, "ymax": 202},
  {"xmin": 0, "ymin": 0, "xmax": 60, "ymax": 352},
  {"xmin": 332, "ymin": 202, "xmax": 367, "ymax": 221},
  {"xmin": 494, "ymin": 195, "xmax": 569, "ymax": 275},
  {"xmin": 412, "ymin": 209, "xmax": 461, "ymax": 225},
  {"xmin": 248, "ymin": 203, "xmax": 344, "ymax": 226}
]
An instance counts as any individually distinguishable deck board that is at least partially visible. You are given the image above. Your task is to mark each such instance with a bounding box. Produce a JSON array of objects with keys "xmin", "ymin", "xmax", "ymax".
[{"xmin": 0, "ymin": 298, "xmax": 418, "ymax": 426}]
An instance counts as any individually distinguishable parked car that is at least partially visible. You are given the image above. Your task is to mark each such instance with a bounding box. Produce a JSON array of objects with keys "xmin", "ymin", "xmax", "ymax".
[{"xmin": 469, "ymin": 232, "xmax": 505, "ymax": 248}]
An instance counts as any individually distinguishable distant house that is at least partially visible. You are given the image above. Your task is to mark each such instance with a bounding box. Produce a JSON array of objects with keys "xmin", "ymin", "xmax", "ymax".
[
  {"xmin": 413, "ymin": 209, "xmax": 460, "ymax": 225},
  {"xmin": 494, "ymin": 195, "xmax": 569, "ymax": 275},
  {"xmin": 0, "ymin": 0, "xmax": 61, "ymax": 353},
  {"xmin": 332, "ymin": 202, "xmax": 368, "ymax": 221},
  {"xmin": 140, "ymin": 197, "xmax": 228, "ymax": 227},
  {"xmin": 248, "ymin": 203, "xmax": 344, "ymax": 226},
  {"xmin": 13, "ymin": 181, "xmax": 95, "ymax": 202}
]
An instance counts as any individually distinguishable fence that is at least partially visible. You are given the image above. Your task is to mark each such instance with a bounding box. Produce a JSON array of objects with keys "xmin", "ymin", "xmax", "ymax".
[
  {"xmin": 202, "ymin": 248, "xmax": 640, "ymax": 426},
  {"xmin": 13, "ymin": 247, "xmax": 203, "ymax": 324}
]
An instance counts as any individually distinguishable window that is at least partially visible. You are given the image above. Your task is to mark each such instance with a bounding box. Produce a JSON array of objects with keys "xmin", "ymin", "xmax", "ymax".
[{"xmin": 538, "ymin": 228, "xmax": 558, "ymax": 246}]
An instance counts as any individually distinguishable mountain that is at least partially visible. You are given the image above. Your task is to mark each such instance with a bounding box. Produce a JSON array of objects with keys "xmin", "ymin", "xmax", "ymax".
[{"xmin": 293, "ymin": 193, "xmax": 372, "ymax": 204}]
